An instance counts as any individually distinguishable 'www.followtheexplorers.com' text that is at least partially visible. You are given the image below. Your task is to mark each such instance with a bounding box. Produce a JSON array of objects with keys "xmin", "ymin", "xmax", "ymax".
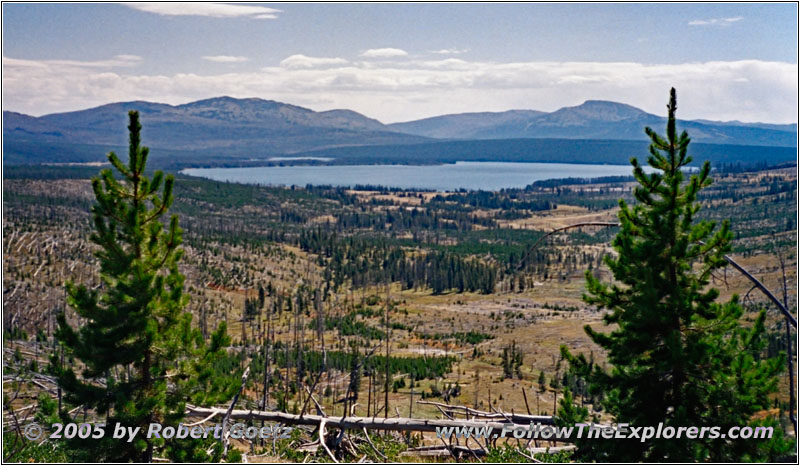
[{"xmin": 435, "ymin": 423, "xmax": 774, "ymax": 442}]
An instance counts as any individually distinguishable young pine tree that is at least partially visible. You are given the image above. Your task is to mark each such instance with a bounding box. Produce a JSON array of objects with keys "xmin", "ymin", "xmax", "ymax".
[
  {"xmin": 560, "ymin": 89, "xmax": 792, "ymax": 461},
  {"xmin": 53, "ymin": 111, "xmax": 193, "ymax": 462}
]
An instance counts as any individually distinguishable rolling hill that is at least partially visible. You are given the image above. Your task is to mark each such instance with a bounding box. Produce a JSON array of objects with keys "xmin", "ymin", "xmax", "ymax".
[
  {"xmin": 3, "ymin": 97, "xmax": 429, "ymax": 165},
  {"xmin": 389, "ymin": 100, "xmax": 797, "ymax": 147}
]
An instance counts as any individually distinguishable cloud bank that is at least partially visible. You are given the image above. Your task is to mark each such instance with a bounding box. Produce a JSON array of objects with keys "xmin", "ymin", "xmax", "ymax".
[{"xmin": 2, "ymin": 53, "xmax": 797, "ymax": 124}]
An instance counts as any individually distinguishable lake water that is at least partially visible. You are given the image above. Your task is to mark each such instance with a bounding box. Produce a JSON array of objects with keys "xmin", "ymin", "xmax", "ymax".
[
  {"xmin": 181, "ymin": 161, "xmax": 638, "ymax": 191},
  {"xmin": 266, "ymin": 156, "xmax": 334, "ymax": 162}
]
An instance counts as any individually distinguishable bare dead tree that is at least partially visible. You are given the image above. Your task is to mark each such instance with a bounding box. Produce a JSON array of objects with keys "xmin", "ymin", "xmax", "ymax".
[
  {"xmin": 221, "ymin": 366, "xmax": 250, "ymax": 459},
  {"xmin": 775, "ymin": 247, "xmax": 796, "ymax": 432},
  {"xmin": 384, "ymin": 283, "xmax": 390, "ymax": 417}
]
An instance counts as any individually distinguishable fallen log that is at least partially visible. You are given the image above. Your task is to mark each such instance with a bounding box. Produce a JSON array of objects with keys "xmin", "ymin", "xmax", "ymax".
[{"xmin": 185, "ymin": 405, "xmax": 548, "ymax": 434}]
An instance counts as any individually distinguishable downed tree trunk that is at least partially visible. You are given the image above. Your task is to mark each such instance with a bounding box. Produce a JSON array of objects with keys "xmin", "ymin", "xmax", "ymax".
[{"xmin": 185, "ymin": 405, "xmax": 552, "ymax": 433}]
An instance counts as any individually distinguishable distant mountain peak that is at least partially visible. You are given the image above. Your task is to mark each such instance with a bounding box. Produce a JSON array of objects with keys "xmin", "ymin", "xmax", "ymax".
[
  {"xmin": 177, "ymin": 96, "xmax": 302, "ymax": 113},
  {"xmin": 190, "ymin": 95, "xmax": 257, "ymax": 103},
  {"xmin": 387, "ymin": 99, "xmax": 794, "ymax": 146},
  {"xmin": 580, "ymin": 99, "xmax": 637, "ymax": 107},
  {"xmin": 556, "ymin": 100, "xmax": 652, "ymax": 120}
]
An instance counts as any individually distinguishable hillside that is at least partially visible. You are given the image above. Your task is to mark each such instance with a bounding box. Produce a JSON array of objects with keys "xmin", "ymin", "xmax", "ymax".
[
  {"xmin": 3, "ymin": 97, "xmax": 429, "ymax": 165},
  {"xmin": 387, "ymin": 110, "xmax": 546, "ymax": 139},
  {"xmin": 389, "ymin": 100, "xmax": 797, "ymax": 147}
]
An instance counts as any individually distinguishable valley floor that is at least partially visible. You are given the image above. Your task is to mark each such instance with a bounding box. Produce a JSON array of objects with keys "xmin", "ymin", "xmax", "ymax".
[{"xmin": 3, "ymin": 165, "xmax": 796, "ymax": 461}]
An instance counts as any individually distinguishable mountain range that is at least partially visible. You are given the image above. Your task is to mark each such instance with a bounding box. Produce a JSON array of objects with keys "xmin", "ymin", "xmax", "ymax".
[
  {"xmin": 3, "ymin": 97, "xmax": 427, "ymax": 158},
  {"xmin": 3, "ymin": 96, "xmax": 796, "ymax": 167},
  {"xmin": 388, "ymin": 100, "xmax": 797, "ymax": 146}
]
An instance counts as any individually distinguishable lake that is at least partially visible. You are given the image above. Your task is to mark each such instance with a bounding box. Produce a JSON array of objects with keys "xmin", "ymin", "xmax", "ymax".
[{"xmin": 181, "ymin": 161, "xmax": 639, "ymax": 191}]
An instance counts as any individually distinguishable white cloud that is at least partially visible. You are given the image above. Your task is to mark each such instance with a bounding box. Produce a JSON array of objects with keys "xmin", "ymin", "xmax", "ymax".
[
  {"xmin": 430, "ymin": 48, "xmax": 469, "ymax": 55},
  {"xmin": 2, "ymin": 54, "xmax": 797, "ymax": 124},
  {"xmin": 2, "ymin": 54, "xmax": 142, "ymax": 69},
  {"xmin": 202, "ymin": 55, "xmax": 249, "ymax": 63},
  {"xmin": 360, "ymin": 48, "xmax": 408, "ymax": 58},
  {"xmin": 115, "ymin": 54, "xmax": 143, "ymax": 62},
  {"xmin": 688, "ymin": 17, "xmax": 743, "ymax": 27},
  {"xmin": 405, "ymin": 58, "xmax": 472, "ymax": 70},
  {"xmin": 279, "ymin": 55, "xmax": 348, "ymax": 69},
  {"xmin": 124, "ymin": 3, "xmax": 281, "ymax": 19}
]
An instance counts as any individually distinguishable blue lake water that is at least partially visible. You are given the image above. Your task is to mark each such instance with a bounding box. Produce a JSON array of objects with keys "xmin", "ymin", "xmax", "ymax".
[{"xmin": 181, "ymin": 161, "xmax": 639, "ymax": 191}]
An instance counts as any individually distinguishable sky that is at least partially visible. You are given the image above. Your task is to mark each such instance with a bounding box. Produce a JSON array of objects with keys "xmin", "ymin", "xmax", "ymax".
[{"xmin": 2, "ymin": 3, "xmax": 798, "ymax": 123}]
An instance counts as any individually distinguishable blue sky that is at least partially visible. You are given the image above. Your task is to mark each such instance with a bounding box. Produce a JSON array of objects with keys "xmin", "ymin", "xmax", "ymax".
[{"xmin": 2, "ymin": 3, "xmax": 797, "ymax": 123}]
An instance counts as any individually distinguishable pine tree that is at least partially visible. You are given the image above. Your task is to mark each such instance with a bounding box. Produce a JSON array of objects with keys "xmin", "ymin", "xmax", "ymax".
[
  {"xmin": 501, "ymin": 345, "xmax": 512, "ymax": 379},
  {"xmin": 561, "ymin": 89, "xmax": 792, "ymax": 461},
  {"xmin": 537, "ymin": 371, "xmax": 547, "ymax": 394},
  {"xmin": 53, "ymin": 111, "xmax": 193, "ymax": 462}
]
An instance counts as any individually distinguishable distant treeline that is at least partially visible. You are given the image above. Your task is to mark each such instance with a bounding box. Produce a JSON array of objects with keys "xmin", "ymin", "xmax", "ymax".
[
  {"xmin": 294, "ymin": 138, "xmax": 797, "ymax": 168},
  {"xmin": 6, "ymin": 136, "xmax": 796, "ymax": 171},
  {"xmin": 334, "ymin": 208, "xmax": 498, "ymax": 231},
  {"xmin": 297, "ymin": 229, "xmax": 497, "ymax": 294},
  {"xmin": 310, "ymin": 312, "xmax": 386, "ymax": 341},
  {"xmin": 429, "ymin": 190, "xmax": 554, "ymax": 211},
  {"xmin": 525, "ymin": 175, "xmax": 635, "ymax": 189},
  {"xmin": 253, "ymin": 345, "xmax": 455, "ymax": 381},
  {"xmin": 4, "ymin": 165, "xmax": 100, "ymax": 179},
  {"xmin": 714, "ymin": 160, "xmax": 797, "ymax": 174}
]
